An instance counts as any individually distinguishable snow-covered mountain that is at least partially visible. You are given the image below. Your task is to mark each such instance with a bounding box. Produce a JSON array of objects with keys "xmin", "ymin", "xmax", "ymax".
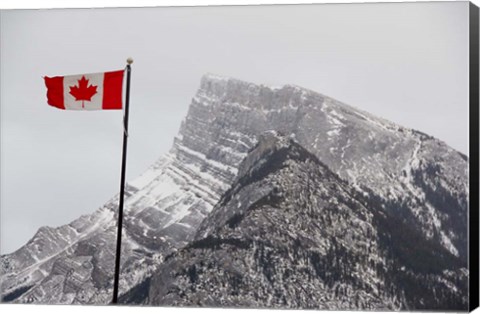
[
  {"xmin": 0, "ymin": 74, "xmax": 469, "ymax": 309},
  {"xmin": 145, "ymin": 132, "xmax": 467, "ymax": 310}
]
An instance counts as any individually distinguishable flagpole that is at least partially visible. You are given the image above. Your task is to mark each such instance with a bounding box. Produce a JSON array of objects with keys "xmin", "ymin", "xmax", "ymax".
[{"xmin": 112, "ymin": 57, "xmax": 133, "ymax": 304}]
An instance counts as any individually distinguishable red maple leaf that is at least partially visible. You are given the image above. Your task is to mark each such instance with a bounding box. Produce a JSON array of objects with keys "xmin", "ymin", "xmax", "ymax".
[{"xmin": 69, "ymin": 76, "xmax": 98, "ymax": 108}]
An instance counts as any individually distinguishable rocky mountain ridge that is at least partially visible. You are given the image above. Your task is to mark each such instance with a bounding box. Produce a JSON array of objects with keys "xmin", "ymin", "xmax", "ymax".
[
  {"xmin": 1, "ymin": 74, "xmax": 469, "ymax": 309},
  {"xmin": 144, "ymin": 132, "xmax": 467, "ymax": 310}
]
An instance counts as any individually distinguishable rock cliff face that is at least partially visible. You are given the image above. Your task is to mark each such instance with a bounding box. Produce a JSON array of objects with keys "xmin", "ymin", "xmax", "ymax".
[
  {"xmin": 1, "ymin": 74, "xmax": 468, "ymax": 310},
  {"xmin": 147, "ymin": 133, "xmax": 467, "ymax": 310}
]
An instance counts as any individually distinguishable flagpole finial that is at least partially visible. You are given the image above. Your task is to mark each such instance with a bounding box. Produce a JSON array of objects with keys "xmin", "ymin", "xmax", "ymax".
[{"xmin": 126, "ymin": 57, "xmax": 133, "ymax": 65}]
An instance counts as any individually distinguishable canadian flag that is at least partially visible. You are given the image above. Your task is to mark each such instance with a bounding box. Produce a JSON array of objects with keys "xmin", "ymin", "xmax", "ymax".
[{"xmin": 44, "ymin": 70, "xmax": 124, "ymax": 110}]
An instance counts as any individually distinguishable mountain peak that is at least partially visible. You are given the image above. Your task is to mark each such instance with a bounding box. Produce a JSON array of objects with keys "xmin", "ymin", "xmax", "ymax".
[
  {"xmin": 147, "ymin": 119, "xmax": 467, "ymax": 310},
  {"xmin": 251, "ymin": 130, "xmax": 292, "ymax": 153},
  {"xmin": 2, "ymin": 74, "xmax": 469, "ymax": 309},
  {"xmin": 236, "ymin": 130, "xmax": 296, "ymax": 178},
  {"xmin": 201, "ymin": 72, "xmax": 231, "ymax": 82},
  {"xmin": 199, "ymin": 73, "xmax": 253, "ymax": 91}
]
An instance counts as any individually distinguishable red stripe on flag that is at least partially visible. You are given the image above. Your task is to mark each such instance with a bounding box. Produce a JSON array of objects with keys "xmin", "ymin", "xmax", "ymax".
[
  {"xmin": 103, "ymin": 70, "xmax": 124, "ymax": 110},
  {"xmin": 44, "ymin": 76, "xmax": 65, "ymax": 110}
]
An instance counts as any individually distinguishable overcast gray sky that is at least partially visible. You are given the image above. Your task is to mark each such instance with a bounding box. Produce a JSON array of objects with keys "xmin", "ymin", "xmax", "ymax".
[{"xmin": 0, "ymin": 2, "xmax": 469, "ymax": 254}]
